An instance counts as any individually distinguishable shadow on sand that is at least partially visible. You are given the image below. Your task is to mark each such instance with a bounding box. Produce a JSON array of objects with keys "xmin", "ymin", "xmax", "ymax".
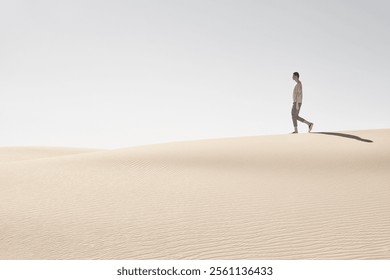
[{"xmin": 314, "ymin": 132, "xmax": 373, "ymax": 143}]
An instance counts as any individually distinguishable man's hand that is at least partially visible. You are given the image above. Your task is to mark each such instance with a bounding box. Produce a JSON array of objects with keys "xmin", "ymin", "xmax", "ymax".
[{"xmin": 296, "ymin": 104, "xmax": 299, "ymax": 111}]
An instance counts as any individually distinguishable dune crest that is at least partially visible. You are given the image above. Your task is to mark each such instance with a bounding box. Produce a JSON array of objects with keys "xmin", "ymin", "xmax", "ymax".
[{"xmin": 1, "ymin": 129, "xmax": 390, "ymax": 259}]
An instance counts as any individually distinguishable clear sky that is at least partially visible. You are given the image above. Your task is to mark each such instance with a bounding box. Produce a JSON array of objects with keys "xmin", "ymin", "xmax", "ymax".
[{"xmin": 1, "ymin": 0, "xmax": 389, "ymax": 148}]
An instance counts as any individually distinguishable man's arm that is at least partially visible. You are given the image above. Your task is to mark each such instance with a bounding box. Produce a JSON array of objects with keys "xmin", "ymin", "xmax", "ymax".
[{"xmin": 295, "ymin": 83, "xmax": 302, "ymax": 110}]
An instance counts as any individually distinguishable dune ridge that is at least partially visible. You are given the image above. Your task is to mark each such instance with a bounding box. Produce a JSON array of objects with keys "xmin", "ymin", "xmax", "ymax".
[{"xmin": 1, "ymin": 129, "xmax": 390, "ymax": 259}]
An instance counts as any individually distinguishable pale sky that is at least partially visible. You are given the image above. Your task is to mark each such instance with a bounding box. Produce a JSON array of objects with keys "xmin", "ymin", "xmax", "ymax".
[{"xmin": 1, "ymin": 0, "xmax": 389, "ymax": 148}]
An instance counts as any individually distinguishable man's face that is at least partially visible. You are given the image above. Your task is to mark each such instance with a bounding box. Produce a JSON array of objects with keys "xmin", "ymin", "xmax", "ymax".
[{"xmin": 292, "ymin": 74, "xmax": 298, "ymax": 81}]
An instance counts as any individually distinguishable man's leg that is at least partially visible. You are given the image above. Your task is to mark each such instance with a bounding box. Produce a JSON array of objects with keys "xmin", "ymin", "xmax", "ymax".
[
  {"xmin": 296, "ymin": 103, "xmax": 314, "ymax": 132},
  {"xmin": 291, "ymin": 103, "xmax": 298, "ymax": 133},
  {"xmin": 296, "ymin": 103, "xmax": 306, "ymax": 123}
]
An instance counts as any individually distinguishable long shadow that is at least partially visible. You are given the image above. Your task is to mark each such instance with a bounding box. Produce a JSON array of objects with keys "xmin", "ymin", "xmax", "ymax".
[{"xmin": 313, "ymin": 132, "xmax": 373, "ymax": 143}]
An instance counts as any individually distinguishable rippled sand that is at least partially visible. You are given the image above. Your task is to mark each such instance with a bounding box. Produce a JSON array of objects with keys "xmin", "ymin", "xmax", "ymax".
[{"xmin": 1, "ymin": 129, "xmax": 389, "ymax": 259}]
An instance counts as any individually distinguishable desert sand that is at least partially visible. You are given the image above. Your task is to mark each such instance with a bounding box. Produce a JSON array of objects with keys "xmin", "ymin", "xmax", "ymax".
[{"xmin": 1, "ymin": 129, "xmax": 389, "ymax": 259}]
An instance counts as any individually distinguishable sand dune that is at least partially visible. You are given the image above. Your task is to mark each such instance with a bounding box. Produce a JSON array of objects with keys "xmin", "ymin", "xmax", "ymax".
[
  {"xmin": 0, "ymin": 147, "xmax": 101, "ymax": 163},
  {"xmin": 1, "ymin": 129, "xmax": 390, "ymax": 259}
]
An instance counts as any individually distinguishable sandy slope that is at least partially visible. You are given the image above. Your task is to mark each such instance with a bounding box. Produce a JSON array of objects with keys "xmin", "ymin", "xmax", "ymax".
[
  {"xmin": 0, "ymin": 129, "xmax": 389, "ymax": 259},
  {"xmin": 0, "ymin": 147, "xmax": 101, "ymax": 163}
]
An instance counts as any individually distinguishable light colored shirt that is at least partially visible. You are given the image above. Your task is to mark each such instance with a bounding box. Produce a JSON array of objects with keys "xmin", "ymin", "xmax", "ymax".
[{"xmin": 293, "ymin": 81, "xmax": 303, "ymax": 103}]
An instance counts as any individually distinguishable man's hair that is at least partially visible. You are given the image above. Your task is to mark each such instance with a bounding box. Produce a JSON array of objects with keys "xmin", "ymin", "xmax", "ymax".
[{"xmin": 293, "ymin": 72, "xmax": 300, "ymax": 78}]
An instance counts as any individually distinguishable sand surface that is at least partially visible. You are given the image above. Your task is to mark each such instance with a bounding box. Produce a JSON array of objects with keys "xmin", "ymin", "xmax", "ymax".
[{"xmin": 1, "ymin": 129, "xmax": 389, "ymax": 259}]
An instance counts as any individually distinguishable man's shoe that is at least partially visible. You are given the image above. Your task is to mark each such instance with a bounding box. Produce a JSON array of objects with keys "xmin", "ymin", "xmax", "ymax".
[
  {"xmin": 291, "ymin": 131, "xmax": 298, "ymax": 134},
  {"xmin": 308, "ymin": 123, "xmax": 314, "ymax": 132}
]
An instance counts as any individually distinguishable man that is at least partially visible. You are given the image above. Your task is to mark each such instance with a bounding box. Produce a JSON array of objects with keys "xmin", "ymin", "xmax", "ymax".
[{"xmin": 291, "ymin": 72, "xmax": 313, "ymax": 133}]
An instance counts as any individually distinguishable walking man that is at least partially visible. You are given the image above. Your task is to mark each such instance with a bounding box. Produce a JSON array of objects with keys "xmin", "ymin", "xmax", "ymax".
[{"xmin": 291, "ymin": 72, "xmax": 313, "ymax": 133}]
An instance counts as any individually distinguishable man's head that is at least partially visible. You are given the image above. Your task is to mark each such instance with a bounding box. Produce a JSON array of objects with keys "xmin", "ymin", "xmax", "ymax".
[{"xmin": 292, "ymin": 72, "xmax": 300, "ymax": 81}]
